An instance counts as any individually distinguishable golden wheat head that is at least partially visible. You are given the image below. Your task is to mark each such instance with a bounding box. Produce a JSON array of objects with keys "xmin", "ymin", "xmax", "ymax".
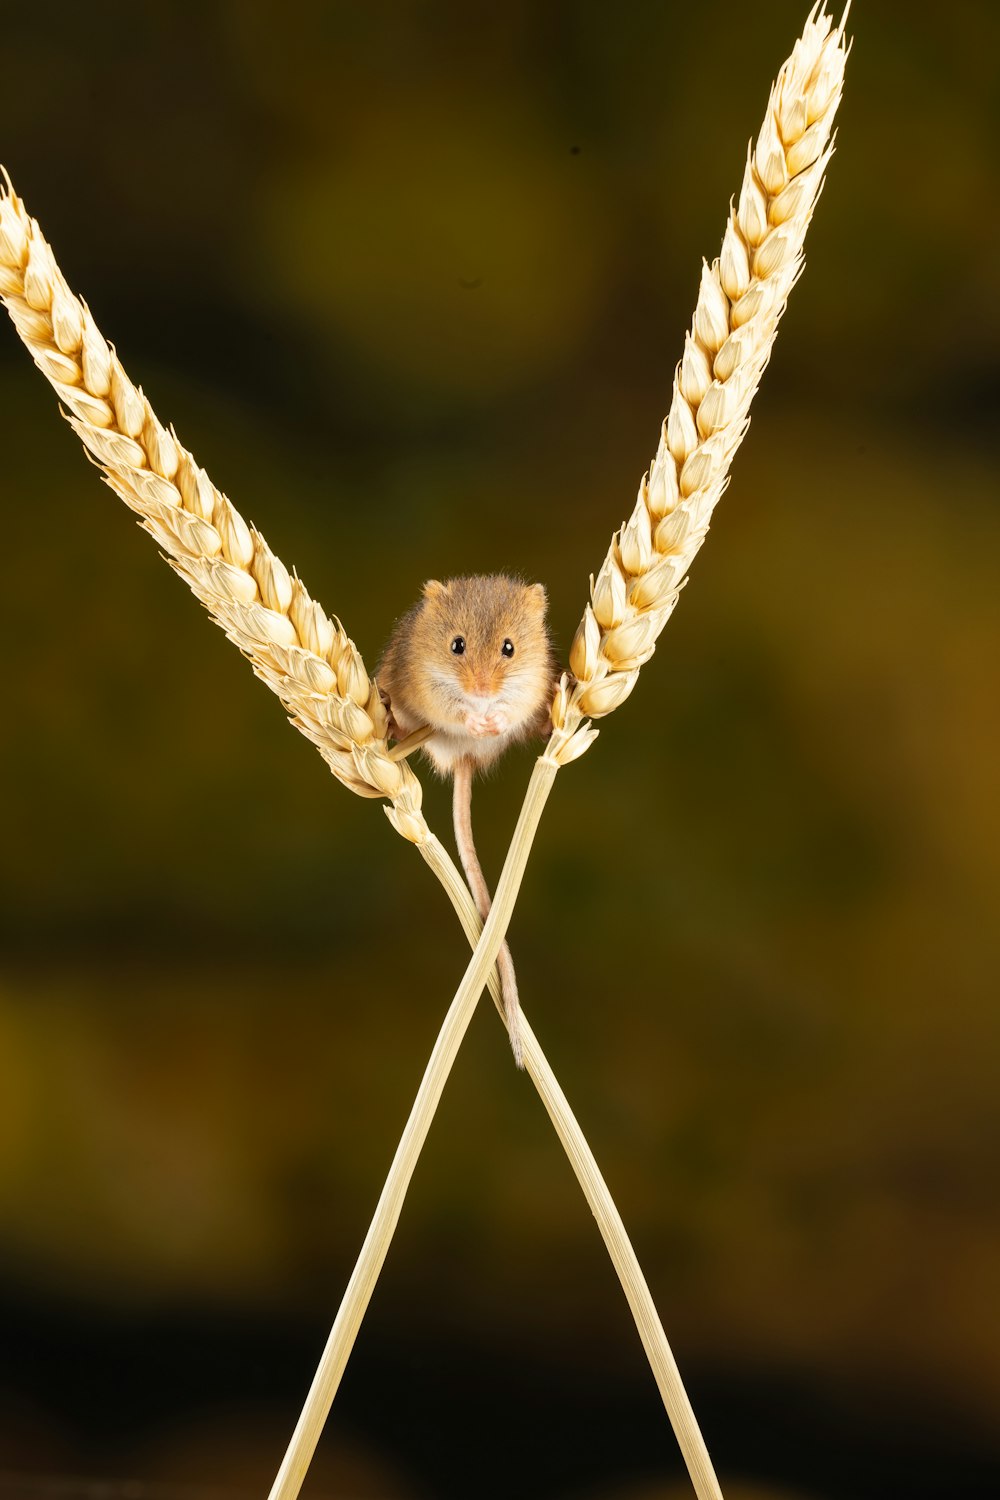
[
  {"xmin": 549, "ymin": 2, "xmax": 849, "ymax": 766},
  {"xmin": 0, "ymin": 170, "xmax": 427, "ymax": 843}
]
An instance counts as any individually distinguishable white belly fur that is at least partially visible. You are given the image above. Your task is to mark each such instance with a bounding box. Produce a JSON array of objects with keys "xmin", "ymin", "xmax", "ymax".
[{"xmin": 421, "ymin": 724, "xmax": 512, "ymax": 774}]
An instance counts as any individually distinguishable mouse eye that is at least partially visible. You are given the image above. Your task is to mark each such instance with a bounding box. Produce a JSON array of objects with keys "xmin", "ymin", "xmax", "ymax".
[
  {"xmin": 451, "ymin": 636, "xmax": 466, "ymax": 655},
  {"xmin": 501, "ymin": 639, "xmax": 515, "ymax": 658}
]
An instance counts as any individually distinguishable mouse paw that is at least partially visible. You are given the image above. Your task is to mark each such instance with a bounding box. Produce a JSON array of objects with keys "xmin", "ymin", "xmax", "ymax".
[{"xmin": 464, "ymin": 711, "xmax": 494, "ymax": 737}]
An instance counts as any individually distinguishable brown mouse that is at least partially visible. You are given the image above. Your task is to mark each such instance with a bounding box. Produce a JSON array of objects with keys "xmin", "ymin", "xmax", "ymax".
[{"xmin": 378, "ymin": 574, "xmax": 555, "ymax": 1067}]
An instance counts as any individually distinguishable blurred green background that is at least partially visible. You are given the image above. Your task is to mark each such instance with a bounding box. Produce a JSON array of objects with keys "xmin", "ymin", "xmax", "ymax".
[{"xmin": 1, "ymin": 2, "xmax": 997, "ymax": 1497}]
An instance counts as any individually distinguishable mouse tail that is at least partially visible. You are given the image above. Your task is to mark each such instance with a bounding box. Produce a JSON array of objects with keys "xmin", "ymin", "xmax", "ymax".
[{"xmin": 452, "ymin": 758, "xmax": 525, "ymax": 1069}]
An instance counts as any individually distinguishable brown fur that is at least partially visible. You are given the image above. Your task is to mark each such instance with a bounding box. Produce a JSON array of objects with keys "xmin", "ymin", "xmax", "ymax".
[
  {"xmin": 378, "ymin": 574, "xmax": 554, "ymax": 773},
  {"xmin": 378, "ymin": 575, "xmax": 555, "ymax": 1066}
]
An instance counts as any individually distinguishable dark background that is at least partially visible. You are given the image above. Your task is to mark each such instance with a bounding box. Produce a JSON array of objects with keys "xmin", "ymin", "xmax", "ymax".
[{"xmin": 1, "ymin": 2, "xmax": 998, "ymax": 1497}]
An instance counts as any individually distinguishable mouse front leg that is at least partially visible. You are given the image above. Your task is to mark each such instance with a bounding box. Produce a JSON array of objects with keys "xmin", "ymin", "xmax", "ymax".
[{"xmin": 463, "ymin": 710, "xmax": 505, "ymax": 738}]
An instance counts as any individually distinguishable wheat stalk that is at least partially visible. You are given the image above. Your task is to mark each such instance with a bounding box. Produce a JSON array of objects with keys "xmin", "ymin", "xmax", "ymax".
[
  {"xmin": 269, "ymin": 756, "xmax": 559, "ymax": 1498},
  {"xmin": 0, "ymin": 170, "xmax": 715, "ymax": 1495},
  {"xmin": 271, "ymin": 5, "xmax": 849, "ymax": 1494},
  {"xmin": 550, "ymin": 1, "xmax": 849, "ymax": 761},
  {"xmin": 269, "ymin": 793, "xmax": 724, "ymax": 1500},
  {"xmin": 0, "ymin": 5, "xmax": 848, "ymax": 1495},
  {"xmin": 420, "ymin": 832, "xmax": 723, "ymax": 1499},
  {"xmin": 0, "ymin": 170, "xmax": 428, "ymax": 843}
]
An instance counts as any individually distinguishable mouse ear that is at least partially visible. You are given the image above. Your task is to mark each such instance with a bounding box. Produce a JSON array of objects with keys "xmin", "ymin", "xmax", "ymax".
[
  {"xmin": 422, "ymin": 579, "xmax": 446, "ymax": 601},
  {"xmin": 529, "ymin": 582, "xmax": 547, "ymax": 610}
]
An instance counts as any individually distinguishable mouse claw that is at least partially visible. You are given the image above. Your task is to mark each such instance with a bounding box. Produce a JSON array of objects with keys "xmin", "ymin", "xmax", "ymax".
[{"xmin": 464, "ymin": 712, "xmax": 492, "ymax": 737}]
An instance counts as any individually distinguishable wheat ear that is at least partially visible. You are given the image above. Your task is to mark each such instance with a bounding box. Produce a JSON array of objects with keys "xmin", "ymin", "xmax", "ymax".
[
  {"xmin": 551, "ymin": 2, "xmax": 849, "ymax": 760},
  {"xmin": 0, "ymin": 171, "xmax": 428, "ymax": 843}
]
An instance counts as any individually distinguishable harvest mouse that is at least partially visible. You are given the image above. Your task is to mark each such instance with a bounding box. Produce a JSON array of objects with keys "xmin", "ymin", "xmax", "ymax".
[{"xmin": 378, "ymin": 575, "xmax": 556, "ymax": 1067}]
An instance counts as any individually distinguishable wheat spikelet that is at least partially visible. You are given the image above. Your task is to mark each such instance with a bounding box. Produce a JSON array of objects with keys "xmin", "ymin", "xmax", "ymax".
[
  {"xmin": 0, "ymin": 171, "xmax": 428, "ymax": 844},
  {"xmin": 549, "ymin": 2, "xmax": 849, "ymax": 764}
]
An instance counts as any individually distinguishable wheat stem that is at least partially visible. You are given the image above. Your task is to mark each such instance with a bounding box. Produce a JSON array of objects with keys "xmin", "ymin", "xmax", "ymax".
[
  {"xmin": 0, "ymin": 159, "xmax": 708, "ymax": 1491},
  {"xmin": 420, "ymin": 832, "xmax": 724, "ymax": 1500},
  {"xmin": 267, "ymin": 755, "xmax": 558, "ymax": 1500},
  {"xmin": 273, "ymin": 765, "xmax": 723, "ymax": 1500},
  {"xmin": 276, "ymin": 9, "xmax": 850, "ymax": 1489},
  {"xmin": 1, "ymin": 9, "xmax": 849, "ymax": 1496}
]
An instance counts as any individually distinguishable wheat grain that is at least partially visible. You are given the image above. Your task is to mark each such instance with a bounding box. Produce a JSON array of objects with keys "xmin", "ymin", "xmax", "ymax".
[
  {"xmin": 0, "ymin": 169, "xmax": 428, "ymax": 845},
  {"xmin": 549, "ymin": 1, "xmax": 849, "ymax": 766}
]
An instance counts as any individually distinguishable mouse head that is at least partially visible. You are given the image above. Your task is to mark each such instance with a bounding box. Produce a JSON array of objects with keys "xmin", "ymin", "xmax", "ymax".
[{"xmin": 416, "ymin": 574, "xmax": 551, "ymax": 727}]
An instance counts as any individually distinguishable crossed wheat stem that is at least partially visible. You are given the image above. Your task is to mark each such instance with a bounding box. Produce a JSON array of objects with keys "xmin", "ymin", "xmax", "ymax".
[{"xmin": 0, "ymin": 7, "xmax": 848, "ymax": 1497}]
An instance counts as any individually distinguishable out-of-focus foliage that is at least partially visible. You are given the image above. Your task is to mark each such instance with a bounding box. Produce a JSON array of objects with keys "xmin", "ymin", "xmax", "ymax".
[{"xmin": 0, "ymin": 2, "xmax": 997, "ymax": 1497}]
